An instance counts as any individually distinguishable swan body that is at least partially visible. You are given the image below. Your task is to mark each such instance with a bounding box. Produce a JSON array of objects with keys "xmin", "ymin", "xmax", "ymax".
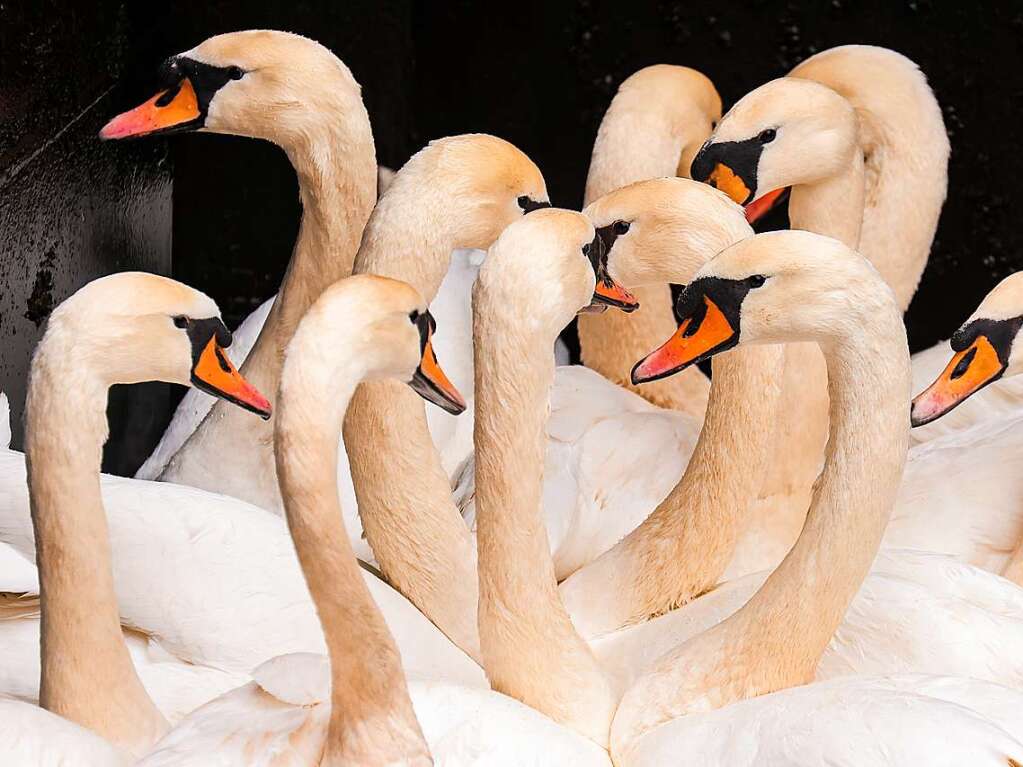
[
  {"xmin": 620, "ymin": 674, "xmax": 1023, "ymax": 767},
  {"xmin": 137, "ymin": 654, "xmax": 612, "ymax": 767},
  {"xmin": 0, "ymin": 697, "xmax": 130, "ymax": 767}
]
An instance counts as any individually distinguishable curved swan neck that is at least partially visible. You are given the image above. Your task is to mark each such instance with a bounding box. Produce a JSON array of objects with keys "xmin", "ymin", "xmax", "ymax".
[
  {"xmin": 275, "ymin": 357, "xmax": 430, "ymax": 764},
  {"xmin": 787, "ymin": 157, "xmax": 865, "ymax": 252},
  {"xmin": 472, "ymin": 296, "xmax": 615, "ymax": 745},
  {"xmin": 26, "ymin": 330, "xmax": 166, "ymax": 756},
  {"xmin": 618, "ymin": 289, "xmax": 910, "ymax": 745},
  {"xmin": 791, "ymin": 47, "xmax": 949, "ymax": 310},
  {"xmin": 561, "ymin": 344, "xmax": 784, "ymax": 636},
  {"xmin": 243, "ymin": 109, "xmax": 378, "ymax": 392},
  {"xmin": 343, "ymin": 187, "xmax": 481, "ymax": 661}
]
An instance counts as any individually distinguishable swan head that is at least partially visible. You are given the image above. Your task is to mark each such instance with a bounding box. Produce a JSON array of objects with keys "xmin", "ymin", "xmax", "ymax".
[
  {"xmin": 632, "ymin": 230, "xmax": 889, "ymax": 384},
  {"xmin": 583, "ymin": 177, "xmax": 752, "ymax": 289},
  {"xmin": 283, "ymin": 275, "xmax": 465, "ymax": 415},
  {"xmin": 99, "ymin": 30, "xmax": 362, "ymax": 145},
  {"xmin": 689, "ymin": 77, "xmax": 858, "ymax": 221},
  {"xmin": 385, "ymin": 134, "xmax": 551, "ymax": 252},
  {"xmin": 477, "ymin": 209, "xmax": 631, "ymax": 334},
  {"xmin": 40, "ymin": 273, "xmax": 271, "ymax": 418},
  {"xmin": 911, "ymin": 272, "xmax": 1023, "ymax": 426}
]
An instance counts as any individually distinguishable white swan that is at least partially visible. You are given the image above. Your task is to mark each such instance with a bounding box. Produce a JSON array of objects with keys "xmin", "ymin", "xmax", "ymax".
[
  {"xmin": 2, "ymin": 272, "xmax": 276, "ymax": 759},
  {"xmin": 137, "ymin": 275, "xmax": 611, "ymax": 766},
  {"xmin": 611, "ymin": 231, "xmax": 1023, "ymax": 762}
]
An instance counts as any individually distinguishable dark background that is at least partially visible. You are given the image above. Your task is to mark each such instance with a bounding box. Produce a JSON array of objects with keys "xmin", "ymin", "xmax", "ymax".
[{"xmin": 2, "ymin": 1, "xmax": 1022, "ymax": 473}]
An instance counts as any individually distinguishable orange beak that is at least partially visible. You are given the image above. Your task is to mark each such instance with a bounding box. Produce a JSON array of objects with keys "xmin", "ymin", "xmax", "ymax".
[
  {"xmin": 99, "ymin": 79, "xmax": 202, "ymax": 140},
  {"xmin": 191, "ymin": 336, "xmax": 272, "ymax": 420},
  {"xmin": 410, "ymin": 330, "xmax": 466, "ymax": 416},
  {"xmin": 744, "ymin": 187, "xmax": 788, "ymax": 224},
  {"xmin": 911, "ymin": 335, "xmax": 1005, "ymax": 427},
  {"xmin": 592, "ymin": 278, "xmax": 640, "ymax": 313},
  {"xmin": 632, "ymin": 295, "xmax": 737, "ymax": 384},
  {"xmin": 707, "ymin": 163, "xmax": 752, "ymax": 206}
]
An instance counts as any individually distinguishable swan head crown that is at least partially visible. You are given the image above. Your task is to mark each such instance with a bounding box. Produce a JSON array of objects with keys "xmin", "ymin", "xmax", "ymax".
[
  {"xmin": 100, "ymin": 30, "xmax": 364, "ymax": 145},
  {"xmin": 582, "ymin": 177, "xmax": 752, "ymax": 289},
  {"xmin": 911, "ymin": 272, "xmax": 1023, "ymax": 427},
  {"xmin": 690, "ymin": 77, "xmax": 858, "ymax": 208},
  {"xmin": 632, "ymin": 231, "xmax": 895, "ymax": 384},
  {"xmin": 37, "ymin": 272, "xmax": 271, "ymax": 417},
  {"xmin": 282, "ymin": 274, "xmax": 465, "ymax": 415},
  {"xmin": 475, "ymin": 209, "xmax": 599, "ymax": 336},
  {"xmin": 381, "ymin": 134, "xmax": 550, "ymax": 251}
]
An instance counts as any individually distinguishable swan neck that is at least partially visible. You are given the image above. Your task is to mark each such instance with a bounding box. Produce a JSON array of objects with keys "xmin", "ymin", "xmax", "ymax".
[
  {"xmin": 472, "ymin": 299, "xmax": 612, "ymax": 742},
  {"xmin": 242, "ymin": 109, "xmax": 377, "ymax": 394},
  {"xmin": 276, "ymin": 362, "xmax": 428, "ymax": 760},
  {"xmin": 788, "ymin": 158, "xmax": 865, "ymax": 252},
  {"xmin": 735, "ymin": 311, "xmax": 910, "ymax": 668},
  {"xmin": 25, "ymin": 333, "xmax": 166, "ymax": 754},
  {"xmin": 584, "ymin": 107, "xmax": 698, "ymax": 205}
]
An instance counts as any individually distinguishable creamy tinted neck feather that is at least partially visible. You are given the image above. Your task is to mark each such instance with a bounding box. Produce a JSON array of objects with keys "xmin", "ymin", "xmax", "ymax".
[
  {"xmin": 791, "ymin": 47, "xmax": 949, "ymax": 311},
  {"xmin": 612, "ymin": 301, "xmax": 910, "ymax": 750},
  {"xmin": 27, "ymin": 333, "xmax": 167, "ymax": 757},
  {"xmin": 275, "ymin": 362, "xmax": 431, "ymax": 765},
  {"xmin": 578, "ymin": 106, "xmax": 710, "ymax": 418},
  {"xmin": 560, "ymin": 344, "xmax": 784, "ymax": 637},
  {"xmin": 160, "ymin": 107, "xmax": 377, "ymax": 510},
  {"xmin": 344, "ymin": 187, "xmax": 480, "ymax": 661},
  {"xmin": 755, "ymin": 159, "xmax": 866, "ymax": 509},
  {"xmin": 473, "ymin": 294, "xmax": 616, "ymax": 745}
]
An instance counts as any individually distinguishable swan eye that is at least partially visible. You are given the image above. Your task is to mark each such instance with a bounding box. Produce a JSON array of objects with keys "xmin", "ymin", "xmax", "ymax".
[
  {"xmin": 173, "ymin": 315, "xmax": 190, "ymax": 329},
  {"xmin": 408, "ymin": 310, "xmax": 421, "ymax": 324},
  {"xmin": 228, "ymin": 66, "xmax": 245, "ymax": 81},
  {"xmin": 517, "ymin": 196, "xmax": 531, "ymax": 210},
  {"xmin": 757, "ymin": 128, "xmax": 777, "ymax": 145},
  {"xmin": 582, "ymin": 242, "xmax": 591, "ymax": 256},
  {"xmin": 747, "ymin": 275, "xmax": 767, "ymax": 288},
  {"xmin": 612, "ymin": 220, "xmax": 631, "ymax": 236},
  {"xmin": 710, "ymin": 120, "xmax": 718, "ymax": 130}
]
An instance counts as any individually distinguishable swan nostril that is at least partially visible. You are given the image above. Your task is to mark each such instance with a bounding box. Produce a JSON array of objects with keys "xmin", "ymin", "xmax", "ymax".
[{"xmin": 950, "ymin": 346, "xmax": 977, "ymax": 380}]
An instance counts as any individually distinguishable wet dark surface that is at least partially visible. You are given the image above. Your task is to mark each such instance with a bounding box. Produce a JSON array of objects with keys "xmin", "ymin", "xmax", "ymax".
[
  {"xmin": 3, "ymin": 1, "xmax": 1022, "ymax": 473},
  {"xmin": 0, "ymin": 2, "xmax": 172, "ymax": 470}
]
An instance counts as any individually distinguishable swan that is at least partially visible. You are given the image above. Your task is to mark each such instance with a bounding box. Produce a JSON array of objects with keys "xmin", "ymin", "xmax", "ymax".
[
  {"xmin": 577, "ymin": 64, "xmax": 720, "ymax": 418},
  {"xmin": 1, "ymin": 272, "xmax": 274, "ymax": 760},
  {"xmin": 100, "ymin": 30, "xmax": 380, "ymax": 510},
  {"xmin": 907, "ymin": 271, "xmax": 1023, "ymax": 584},
  {"xmin": 611, "ymin": 230, "xmax": 1021, "ymax": 760},
  {"xmin": 470, "ymin": 218, "xmax": 1023, "ymax": 753},
  {"xmin": 136, "ymin": 275, "xmax": 611, "ymax": 766},
  {"xmin": 689, "ymin": 45, "xmax": 956, "ymax": 576},
  {"xmin": 0, "ymin": 277, "xmax": 483, "ymax": 721}
]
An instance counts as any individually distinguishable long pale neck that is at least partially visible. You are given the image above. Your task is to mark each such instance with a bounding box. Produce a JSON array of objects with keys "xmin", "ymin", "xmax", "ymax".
[
  {"xmin": 561, "ymin": 344, "xmax": 784, "ymax": 637},
  {"xmin": 242, "ymin": 122, "xmax": 377, "ymax": 394},
  {"xmin": 579, "ymin": 109, "xmax": 711, "ymax": 417},
  {"xmin": 160, "ymin": 112, "xmax": 376, "ymax": 510},
  {"xmin": 746, "ymin": 322, "xmax": 909, "ymax": 649},
  {"xmin": 276, "ymin": 368, "xmax": 430, "ymax": 764},
  {"xmin": 788, "ymin": 157, "xmax": 865, "ymax": 251},
  {"xmin": 473, "ymin": 305, "xmax": 615, "ymax": 745},
  {"xmin": 344, "ymin": 192, "xmax": 481, "ymax": 661},
  {"xmin": 614, "ymin": 303, "xmax": 910, "ymax": 749},
  {"xmin": 792, "ymin": 50, "xmax": 949, "ymax": 311},
  {"xmin": 26, "ymin": 339, "xmax": 166, "ymax": 756}
]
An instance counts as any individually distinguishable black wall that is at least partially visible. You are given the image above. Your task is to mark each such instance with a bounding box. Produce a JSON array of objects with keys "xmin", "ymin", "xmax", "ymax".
[{"xmin": 3, "ymin": 1, "xmax": 1022, "ymax": 473}]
